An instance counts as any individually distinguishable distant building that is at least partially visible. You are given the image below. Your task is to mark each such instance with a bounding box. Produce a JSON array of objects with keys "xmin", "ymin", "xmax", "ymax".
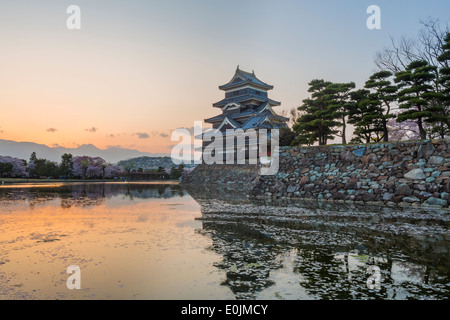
[{"xmin": 201, "ymin": 66, "xmax": 288, "ymax": 162}]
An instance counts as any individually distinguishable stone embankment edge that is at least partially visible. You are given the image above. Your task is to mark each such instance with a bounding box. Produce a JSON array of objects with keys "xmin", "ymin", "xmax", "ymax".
[{"xmin": 182, "ymin": 139, "xmax": 450, "ymax": 209}]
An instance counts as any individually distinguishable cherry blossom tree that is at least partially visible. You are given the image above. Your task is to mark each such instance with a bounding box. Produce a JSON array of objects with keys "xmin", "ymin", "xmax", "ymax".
[
  {"xmin": 86, "ymin": 165, "xmax": 103, "ymax": 178},
  {"xmin": 387, "ymin": 119, "xmax": 422, "ymax": 141},
  {"xmin": 72, "ymin": 156, "xmax": 123, "ymax": 179},
  {"xmin": 0, "ymin": 156, "xmax": 29, "ymax": 178},
  {"xmin": 104, "ymin": 165, "xmax": 125, "ymax": 178},
  {"xmin": 72, "ymin": 156, "xmax": 91, "ymax": 179}
]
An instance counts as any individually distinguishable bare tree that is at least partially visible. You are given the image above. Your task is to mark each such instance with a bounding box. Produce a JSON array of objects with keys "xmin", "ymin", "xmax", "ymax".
[
  {"xmin": 280, "ymin": 107, "xmax": 300, "ymax": 128},
  {"xmin": 374, "ymin": 35, "xmax": 420, "ymax": 73},
  {"xmin": 417, "ymin": 17, "xmax": 450, "ymax": 69},
  {"xmin": 374, "ymin": 17, "xmax": 449, "ymax": 75},
  {"xmin": 374, "ymin": 17, "xmax": 450, "ymax": 138}
]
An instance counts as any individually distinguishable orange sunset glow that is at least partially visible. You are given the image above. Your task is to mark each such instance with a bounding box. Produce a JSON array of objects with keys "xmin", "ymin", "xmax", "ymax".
[
  {"xmin": 1, "ymin": 1, "xmax": 449, "ymax": 155},
  {"xmin": 1, "ymin": 0, "xmax": 450, "ymax": 307},
  {"xmin": 0, "ymin": 29, "xmax": 221, "ymax": 154}
]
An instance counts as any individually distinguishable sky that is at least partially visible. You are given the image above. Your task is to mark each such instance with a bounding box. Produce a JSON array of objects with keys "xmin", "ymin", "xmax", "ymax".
[{"xmin": 0, "ymin": 0, "xmax": 449, "ymax": 154}]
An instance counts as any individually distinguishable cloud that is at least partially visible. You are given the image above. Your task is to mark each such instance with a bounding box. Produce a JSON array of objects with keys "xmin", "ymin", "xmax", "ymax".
[
  {"xmin": 172, "ymin": 125, "xmax": 209, "ymax": 136},
  {"xmin": 133, "ymin": 132, "xmax": 149, "ymax": 139},
  {"xmin": 86, "ymin": 127, "xmax": 97, "ymax": 133},
  {"xmin": 150, "ymin": 130, "xmax": 170, "ymax": 138},
  {"xmin": 47, "ymin": 128, "xmax": 57, "ymax": 133},
  {"xmin": 51, "ymin": 143, "xmax": 60, "ymax": 147},
  {"xmin": 108, "ymin": 134, "xmax": 115, "ymax": 138}
]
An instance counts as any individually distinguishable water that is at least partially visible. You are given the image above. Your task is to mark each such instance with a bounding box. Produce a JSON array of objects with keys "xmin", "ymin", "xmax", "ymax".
[{"xmin": 0, "ymin": 182, "xmax": 448, "ymax": 300}]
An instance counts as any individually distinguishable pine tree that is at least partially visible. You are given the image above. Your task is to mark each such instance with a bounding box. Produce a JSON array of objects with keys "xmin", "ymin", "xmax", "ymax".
[
  {"xmin": 30, "ymin": 152, "xmax": 37, "ymax": 162},
  {"xmin": 293, "ymin": 79, "xmax": 340, "ymax": 145},
  {"xmin": 394, "ymin": 60, "xmax": 437, "ymax": 140},
  {"xmin": 363, "ymin": 71, "xmax": 397, "ymax": 141},
  {"xmin": 435, "ymin": 32, "xmax": 450, "ymax": 137},
  {"xmin": 60, "ymin": 153, "xmax": 73, "ymax": 179},
  {"xmin": 348, "ymin": 89, "xmax": 384, "ymax": 143},
  {"xmin": 326, "ymin": 82, "xmax": 355, "ymax": 144}
]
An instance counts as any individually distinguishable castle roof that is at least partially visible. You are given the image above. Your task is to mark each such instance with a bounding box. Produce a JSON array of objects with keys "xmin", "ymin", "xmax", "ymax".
[
  {"xmin": 218, "ymin": 66, "xmax": 274, "ymax": 91},
  {"xmin": 205, "ymin": 103, "xmax": 288, "ymax": 124},
  {"xmin": 212, "ymin": 94, "xmax": 280, "ymax": 108}
]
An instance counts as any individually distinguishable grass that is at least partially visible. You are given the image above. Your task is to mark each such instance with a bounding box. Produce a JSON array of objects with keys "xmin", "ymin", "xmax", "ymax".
[{"xmin": 288, "ymin": 138, "xmax": 437, "ymax": 148}]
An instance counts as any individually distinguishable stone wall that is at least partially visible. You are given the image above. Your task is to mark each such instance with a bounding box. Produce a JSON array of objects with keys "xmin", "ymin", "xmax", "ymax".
[
  {"xmin": 183, "ymin": 139, "xmax": 450, "ymax": 208},
  {"xmin": 182, "ymin": 163, "xmax": 259, "ymax": 195}
]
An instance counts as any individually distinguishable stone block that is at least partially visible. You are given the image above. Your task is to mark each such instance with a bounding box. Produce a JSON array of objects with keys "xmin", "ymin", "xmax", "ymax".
[
  {"xmin": 396, "ymin": 183, "xmax": 413, "ymax": 196},
  {"xmin": 424, "ymin": 197, "xmax": 448, "ymax": 207},
  {"xmin": 428, "ymin": 156, "xmax": 444, "ymax": 166},
  {"xmin": 404, "ymin": 168, "xmax": 426, "ymax": 180}
]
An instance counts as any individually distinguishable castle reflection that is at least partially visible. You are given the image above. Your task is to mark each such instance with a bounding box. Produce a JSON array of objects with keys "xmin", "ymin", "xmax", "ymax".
[
  {"xmin": 187, "ymin": 185, "xmax": 450, "ymax": 299},
  {"xmin": 0, "ymin": 182, "xmax": 448, "ymax": 299}
]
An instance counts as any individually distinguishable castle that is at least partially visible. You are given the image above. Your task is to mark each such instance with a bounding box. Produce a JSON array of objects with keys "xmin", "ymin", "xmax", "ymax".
[{"xmin": 201, "ymin": 66, "xmax": 288, "ymax": 163}]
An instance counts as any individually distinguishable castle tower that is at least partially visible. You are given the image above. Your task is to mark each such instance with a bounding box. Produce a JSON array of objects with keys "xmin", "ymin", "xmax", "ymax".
[{"xmin": 202, "ymin": 67, "xmax": 288, "ymax": 163}]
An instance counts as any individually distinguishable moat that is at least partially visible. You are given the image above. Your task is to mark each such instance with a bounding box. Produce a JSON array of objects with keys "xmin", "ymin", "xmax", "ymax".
[{"xmin": 0, "ymin": 182, "xmax": 448, "ymax": 299}]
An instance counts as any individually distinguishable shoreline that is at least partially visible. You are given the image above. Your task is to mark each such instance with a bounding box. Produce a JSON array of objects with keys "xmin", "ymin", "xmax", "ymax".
[{"xmin": 0, "ymin": 178, "xmax": 180, "ymax": 185}]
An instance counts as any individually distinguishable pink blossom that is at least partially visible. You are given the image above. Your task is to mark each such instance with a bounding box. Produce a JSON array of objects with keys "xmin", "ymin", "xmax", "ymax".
[{"xmin": 0, "ymin": 156, "xmax": 29, "ymax": 178}]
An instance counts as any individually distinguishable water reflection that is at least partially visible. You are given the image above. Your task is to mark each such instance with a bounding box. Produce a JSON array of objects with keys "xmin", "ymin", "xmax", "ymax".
[
  {"xmin": 187, "ymin": 185, "xmax": 450, "ymax": 300},
  {"xmin": 0, "ymin": 182, "xmax": 233, "ymax": 300},
  {"xmin": 0, "ymin": 182, "xmax": 186, "ymax": 209},
  {"xmin": 0, "ymin": 182, "xmax": 448, "ymax": 300}
]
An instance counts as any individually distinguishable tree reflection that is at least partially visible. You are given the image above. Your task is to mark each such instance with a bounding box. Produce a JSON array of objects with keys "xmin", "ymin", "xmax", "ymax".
[
  {"xmin": 292, "ymin": 248, "xmax": 392, "ymax": 299},
  {"xmin": 192, "ymin": 194, "xmax": 450, "ymax": 300}
]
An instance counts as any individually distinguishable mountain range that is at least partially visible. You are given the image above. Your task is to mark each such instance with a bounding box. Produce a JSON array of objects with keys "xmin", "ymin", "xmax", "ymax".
[{"xmin": 0, "ymin": 139, "xmax": 169, "ymax": 164}]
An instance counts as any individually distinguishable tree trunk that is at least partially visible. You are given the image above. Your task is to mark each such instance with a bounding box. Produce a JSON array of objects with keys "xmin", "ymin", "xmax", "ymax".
[
  {"xmin": 318, "ymin": 123, "xmax": 324, "ymax": 145},
  {"xmin": 417, "ymin": 118, "xmax": 427, "ymax": 140},
  {"xmin": 342, "ymin": 117, "xmax": 347, "ymax": 144},
  {"xmin": 382, "ymin": 119, "xmax": 389, "ymax": 142}
]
